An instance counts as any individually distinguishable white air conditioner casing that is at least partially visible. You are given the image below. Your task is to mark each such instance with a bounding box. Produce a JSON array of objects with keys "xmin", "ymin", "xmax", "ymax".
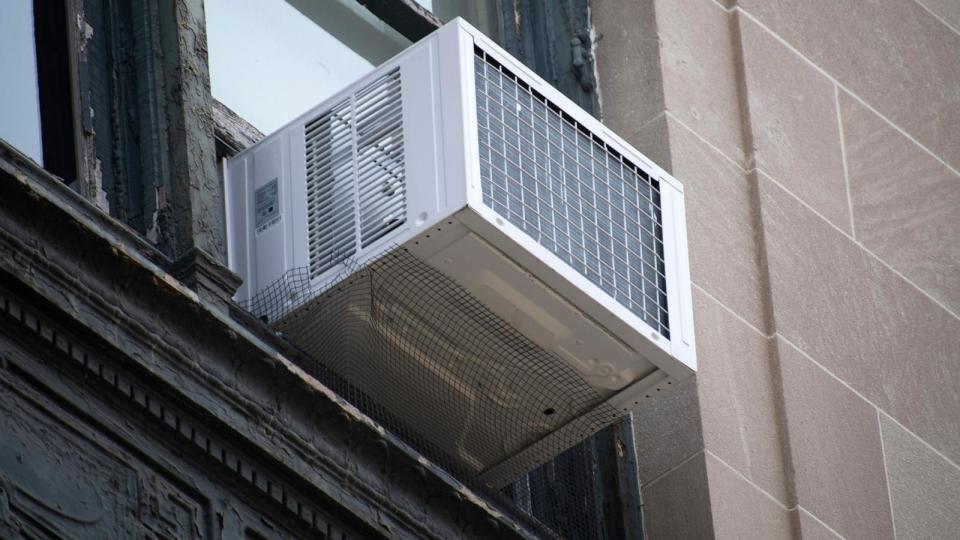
[{"xmin": 225, "ymin": 19, "xmax": 695, "ymax": 486}]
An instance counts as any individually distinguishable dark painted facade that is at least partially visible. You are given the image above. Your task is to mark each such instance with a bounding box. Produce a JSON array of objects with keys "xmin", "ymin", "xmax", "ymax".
[
  {"xmin": 0, "ymin": 147, "xmax": 540, "ymax": 538},
  {"xmin": 0, "ymin": 1, "xmax": 640, "ymax": 538}
]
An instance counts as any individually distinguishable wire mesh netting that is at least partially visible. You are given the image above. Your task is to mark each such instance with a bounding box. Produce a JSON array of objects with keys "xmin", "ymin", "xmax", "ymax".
[
  {"xmin": 239, "ymin": 246, "xmax": 634, "ymax": 537},
  {"xmin": 243, "ymin": 246, "xmax": 622, "ymax": 480},
  {"xmin": 503, "ymin": 422, "xmax": 637, "ymax": 540}
]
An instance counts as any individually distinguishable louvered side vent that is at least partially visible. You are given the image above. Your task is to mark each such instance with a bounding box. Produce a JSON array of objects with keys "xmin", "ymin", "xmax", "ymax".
[
  {"xmin": 305, "ymin": 68, "xmax": 406, "ymax": 277},
  {"xmin": 474, "ymin": 49, "xmax": 670, "ymax": 337},
  {"xmin": 306, "ymin": 99, "xmax": 356, "ymax": 278},
  {"xmin": 356, "ymin": 69, "xmax": 406, "ymax": 248}
]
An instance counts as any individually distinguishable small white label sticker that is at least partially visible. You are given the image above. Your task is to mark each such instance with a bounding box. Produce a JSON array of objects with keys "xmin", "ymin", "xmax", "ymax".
[{"xmin": 255, "ymin": 178, "xmax": 280, "ymax": 235}]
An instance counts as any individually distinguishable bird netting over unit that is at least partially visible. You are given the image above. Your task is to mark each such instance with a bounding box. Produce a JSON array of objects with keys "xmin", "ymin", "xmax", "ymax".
[{"xmin": 240, "ymin": 246, "xmax": 625, "ymax": 488}]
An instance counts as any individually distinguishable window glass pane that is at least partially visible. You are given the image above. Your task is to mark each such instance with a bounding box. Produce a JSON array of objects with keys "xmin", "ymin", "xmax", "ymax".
[
  {"xmin": 0, "ymin": 0, "xmax": 43, "ymax": 164},
  {"xmin": 206, "ymin": 0, "xmax": 411, "ymax": 134}
]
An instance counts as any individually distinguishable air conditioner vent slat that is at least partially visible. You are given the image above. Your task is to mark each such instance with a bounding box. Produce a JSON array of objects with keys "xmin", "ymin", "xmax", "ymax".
[
  {"xmin": 306, "ymin": 99, "xmax": 356, "ymax": 277},
  {"xmin": 356, "ymin": 69, "xmax": 405, "ymax": 248},
  {"xmin": 305, "ymin": 148, "xmax": 352, "ymax": 173},
  {"xmin": 304, "ymin": 68, "xmax": 406, "ymax": 276}
]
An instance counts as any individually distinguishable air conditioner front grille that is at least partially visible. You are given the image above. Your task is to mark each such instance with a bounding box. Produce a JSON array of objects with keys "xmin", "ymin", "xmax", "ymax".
[
  {"xmin": 305, "ymin": 68, "xmax": 406, "ymax": 277},
  {"xmin": 474, "ymin": 49, "xmax": 670, "ymax": 337}
]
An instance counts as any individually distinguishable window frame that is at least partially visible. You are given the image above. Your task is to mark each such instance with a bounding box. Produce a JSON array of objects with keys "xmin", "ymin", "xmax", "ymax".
[{"xmin": 0, "ymin": 0, "xmax": 81, "ymax": 183}]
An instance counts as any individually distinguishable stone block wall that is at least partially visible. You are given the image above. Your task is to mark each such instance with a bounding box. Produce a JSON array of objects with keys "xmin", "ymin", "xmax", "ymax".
[{"xmin": 594, "ymin": 0, "xmax": 960, "ymax": 537}]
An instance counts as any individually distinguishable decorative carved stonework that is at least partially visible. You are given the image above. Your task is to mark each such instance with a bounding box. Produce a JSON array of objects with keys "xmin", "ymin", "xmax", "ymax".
[
  {"xmin": 0, "ymin": 364, "xmax": 140, "ymax": 538},
  {"xmin": 138, "ymin": 473, "xmax": 208, "ymax": 540}
]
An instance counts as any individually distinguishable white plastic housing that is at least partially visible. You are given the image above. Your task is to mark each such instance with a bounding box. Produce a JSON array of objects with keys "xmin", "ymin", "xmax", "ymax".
[{"xmin": 225, "ymin": 19, "xmax": 696, "ymax": 484}]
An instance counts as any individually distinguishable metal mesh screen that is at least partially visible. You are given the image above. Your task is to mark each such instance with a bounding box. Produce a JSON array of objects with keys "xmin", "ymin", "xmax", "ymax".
[{"xmin": 474, "ymin": 48, "xmax": 670, "ymax": 337}]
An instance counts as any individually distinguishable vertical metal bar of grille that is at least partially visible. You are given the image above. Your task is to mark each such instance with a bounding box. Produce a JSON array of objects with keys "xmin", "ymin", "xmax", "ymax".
[
  {"xmin": 305, "ymin": 68, "xmax": 406, "ymax": 277},
  {"xmin": 473, "ymin": 49, "xmax": 670, "ymax": 337}
]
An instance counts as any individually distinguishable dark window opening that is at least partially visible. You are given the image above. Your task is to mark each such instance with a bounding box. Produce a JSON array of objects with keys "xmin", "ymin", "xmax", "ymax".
[{"xmin": 33, "ymin": 0, "xmax": 80, "ymax": 184}]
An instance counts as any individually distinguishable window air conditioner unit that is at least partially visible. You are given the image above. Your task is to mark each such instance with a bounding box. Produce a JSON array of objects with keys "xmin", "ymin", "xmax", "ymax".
[{"xmin": 225, "ymin": 19, "xmax": 695, "ymax": 486}]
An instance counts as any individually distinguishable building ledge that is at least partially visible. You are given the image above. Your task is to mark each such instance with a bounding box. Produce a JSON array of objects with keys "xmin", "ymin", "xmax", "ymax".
[{"xmin": 0, "ymin": 141, "xmax": 543, "ymax": 538}]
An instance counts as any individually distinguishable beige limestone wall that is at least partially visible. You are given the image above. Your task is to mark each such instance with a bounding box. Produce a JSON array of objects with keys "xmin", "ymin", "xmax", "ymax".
[{"xmin": 594, "ymin": 0, "xmax": 960, "ymax": 538}]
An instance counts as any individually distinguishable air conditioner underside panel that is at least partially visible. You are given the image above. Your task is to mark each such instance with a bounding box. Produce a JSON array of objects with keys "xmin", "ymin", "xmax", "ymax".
[{"xmin": 271, "ymin": 223, "xmax": 667, "ymax": 485}]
